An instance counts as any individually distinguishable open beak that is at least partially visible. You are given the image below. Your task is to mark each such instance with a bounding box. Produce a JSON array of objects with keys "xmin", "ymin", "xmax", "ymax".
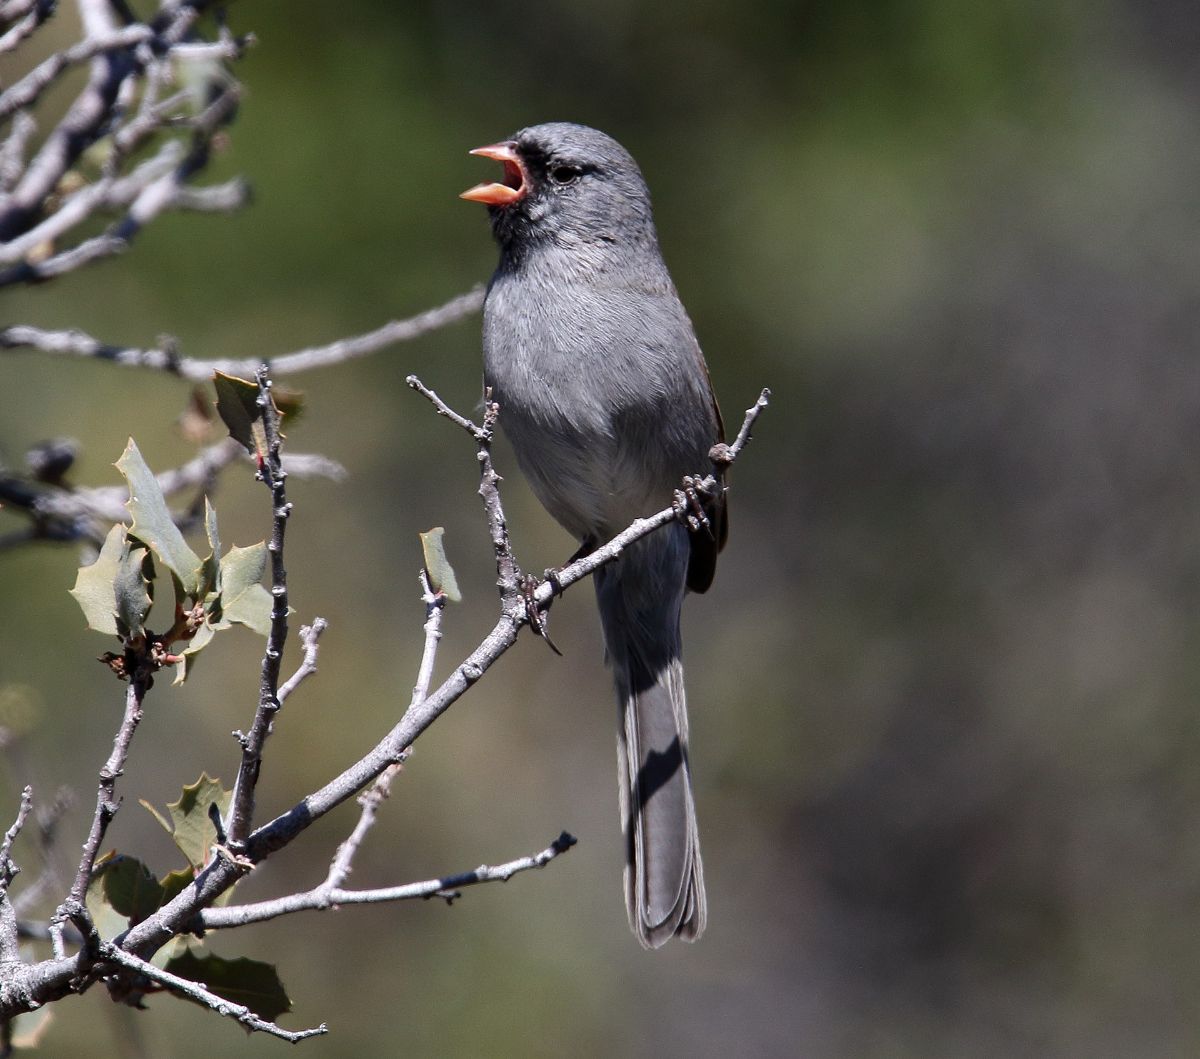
[{"xmin": 460, "ymin": 142, "xmax": 527, "ymax": 206}]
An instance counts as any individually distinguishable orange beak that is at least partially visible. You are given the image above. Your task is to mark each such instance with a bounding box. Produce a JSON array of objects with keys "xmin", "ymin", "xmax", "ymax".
[{"xmin": 460, "ymin": 142, "xmax": 527, "ymax": 206}]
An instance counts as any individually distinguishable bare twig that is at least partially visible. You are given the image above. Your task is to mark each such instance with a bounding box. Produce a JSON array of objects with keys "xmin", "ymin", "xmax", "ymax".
[
  {"xmin": 11, "ymin": 787, "xmax": 73, "ymax": 918},
  {"xmin": 405, "ymin": 374, "xmax": 487, "ymax": 440},
  {"xmin": 0, "ymin": 25, "xmax": 152, "ymax": 121},
  {"xmin": 0, "ymin": 786, "xmax": 33, "ymax": 966},
  {"xmin": 277, "ymin": 618, "xmax": 327, "ymax": 704},
  {"xmin": 226, "ymin": 369, "xmax": 291, "ymax": 847},
  {"xmin": 320, "ymin": 763, "xmax": 401, "ymax": 897},
  {"xmin": 99, "ymin": 943, "xmax": 327, "ymax": 1042},
  {"xmin": 413, "ymin": 571, "xmax": 446, "ymax": 705},
  {"xmin": 406, "ymin": 377, "xmax": 522, "ymax": 607},
  {"xmin": 0, "ymin": 143, "xmax": 183, "ymax": 265},
  {"xmin": 0, "ymin": 81, "xmax": 247, "ymax": 286},
  {"xmin": 0, "ymin": 112, "xmax": 36, "ymax": 194},
  {"xmin": 200, "ymin": 832, "xmax": 578, "ymax": 929},
  {"xmin": 53, "ymin": 664, "xmax": 151, "ymax": 952},
  {"xmin": 0, "ymin": 287, "xmax": 486, "ymax": 380},
  {"xmin": 0, "ymin": 786, "xmax": 32, "ymax": 890},
  {"xmin": 0, "ymin": 0, "xmax": 53, "ymax": 55}
]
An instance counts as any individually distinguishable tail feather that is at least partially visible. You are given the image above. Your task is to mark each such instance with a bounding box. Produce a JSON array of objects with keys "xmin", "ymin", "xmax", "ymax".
[
  {"xmin": 597, "ymin": 528, "xmax": 706, "ymax": 948},
  {"xmin": 617, "ymin": 658, "xmax": 706, "ymax": 946}
]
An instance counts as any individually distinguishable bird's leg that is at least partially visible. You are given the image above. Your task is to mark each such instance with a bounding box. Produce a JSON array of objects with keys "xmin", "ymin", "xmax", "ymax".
[
  {"xmin": 520, "ymin": 572, "xmax": 562, "ymax": 656},
  {"xmin": 518, "ymin": 536, "xmax": 599, "ymax": 655},
  {"xmin": 674, "ymin": 475, "xmax": 714, "ymax": 539}
]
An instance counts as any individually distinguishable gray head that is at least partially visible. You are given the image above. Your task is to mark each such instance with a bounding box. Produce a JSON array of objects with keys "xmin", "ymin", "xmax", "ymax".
[{"xmin": 461, "ymin": 122, "xmax": 658, "ymax": 264}]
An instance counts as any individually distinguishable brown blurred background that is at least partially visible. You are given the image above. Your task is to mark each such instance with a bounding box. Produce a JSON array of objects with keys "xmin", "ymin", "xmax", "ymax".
[{"xmin": 3, "ymin": 1, "xmax": 1200, "ymax": 1055}]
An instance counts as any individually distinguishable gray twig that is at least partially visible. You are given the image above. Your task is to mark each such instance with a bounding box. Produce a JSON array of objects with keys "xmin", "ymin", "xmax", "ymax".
[
  {"xmin": 406, "ymin": 377, "xmax": 521, "ymax": 607},
  {"xmin": 53, "ymin": 665, "xmax": 150, "ymax": 951},
  {"xmin": 200, "ymin": 833, "xmax": 578, "ymax": 929},
  {"xmin": 99, "ymin": 943, "xmax": 327, "ymax": 1043},
  {"xmin": 0, "ymin": 25, "xmax": 152, "ymax": 120},
  {"xmin": 0, "ymin": 786, "xmax": 33, "ymax": 966},
  {"xmin": 277, "ymin": 618, "xmax": 327, "ymax": 704},
  {"xmin": 0, "ymin": 111, "xmax": 36, "ymax": 193},
  {"xmin": 0, "ymin": 0, "xmax": 52, "ymax": 55},
  {"xmin": 0, "ymin": 786, "xmax": 32, "ymax": 890},
  {"xmin": 0, "ymin": 287, "xmax": 486, "ymax": 380},
  {"xmin": 226, "ymin": 369, "xmax": 291, "ymax": 847}
]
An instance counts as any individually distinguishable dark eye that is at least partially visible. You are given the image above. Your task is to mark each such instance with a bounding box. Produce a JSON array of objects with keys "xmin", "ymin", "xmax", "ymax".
[{"xmin": 549, "ymin": 164, "xmax": 583, "ymax": 185}]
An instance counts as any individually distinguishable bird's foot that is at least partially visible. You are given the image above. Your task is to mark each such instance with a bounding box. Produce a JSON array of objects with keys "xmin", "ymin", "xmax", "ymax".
[
  {"xmin": 674, "ymin": 476, "xmax": 714, "ymax": 538},
  {"xmin": 520, "ymin": 572, "xmax": 563, "ymax": 656}
]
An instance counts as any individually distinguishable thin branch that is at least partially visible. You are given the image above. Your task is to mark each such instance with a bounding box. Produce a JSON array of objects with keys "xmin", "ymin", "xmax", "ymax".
[
  {"xmin": 0, "ymin": 25, "xmax": 152, "ymax": 121},
  {"xmin": 0, "ymin": 0, "xmax": 53, "ymax": 56},
  {"xmin": 276, "ymin": 618, "xmax": 327, "ymax": 704},
  {"xmin": 406, "ymin": 376, "xmax": 521, "ymax": 607},
  {"xmin": 0, "ymin": 786, "xmax": 32, "ymax": 890},
  {"xmin": 412, "ymin": 571, "xmax": 446, "ymax": 706},
  {"xmin": 0, "ymin": 287, "xmax": 486, "ymax": 380},
  {"xmin": 0, "ymin": 0, "xmax": 40, "ymax": 19},
  {"xmin": 0, "ymin": 142, "xmax": 183, "ymax": 265},
  {"xmin": 58, "ymin": 671, "xmax": 149, "ymax": 918},
  {"xmin": 0, "ymin": 111, "xmax": 36, "ymax": 194},
  {"xmin": 11, "ymin": 786, "xmax": 73, "ymax": 918},
  {"xmin": 0, "ymin": 786, "xmax": 33, "ymax": 966},
  {"xmin": 200, "ymin": 832, "xmax": 578, "ymax": 930},
  {"xmin": 320, "ymin": 762, "xmax": 402, "ymax": 897},
  {"xmin": 405, "ymin": 374, "xmax": 487, "ymax": 440},
  {"xmin": 98, "ymin": 943, "xmax": 327, "ymax": 1043},
  {"xmin": 226, "ymin": 369, "xmax": 291, "ymax": 847}
]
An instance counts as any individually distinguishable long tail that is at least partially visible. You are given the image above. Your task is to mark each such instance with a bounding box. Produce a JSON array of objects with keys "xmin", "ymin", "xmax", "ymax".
[{"xmin": 595, "ymin": 527, "xmax": 706, "ymax": 948}]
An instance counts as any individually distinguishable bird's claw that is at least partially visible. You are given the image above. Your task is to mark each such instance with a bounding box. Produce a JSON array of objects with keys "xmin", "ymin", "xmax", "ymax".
[
  {"xmin": 521, "ymin": 572, "xmax": 563, "ymax": 656},
  {"xmin": 674, "ymin": 476, "xmax": 714, "ymax": 538}
]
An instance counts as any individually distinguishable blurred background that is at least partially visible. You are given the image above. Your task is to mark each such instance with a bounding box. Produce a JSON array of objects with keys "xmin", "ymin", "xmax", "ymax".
[{"xmin": 3, "ymin": 0, "xmax": 1200, "ymax": 1055}]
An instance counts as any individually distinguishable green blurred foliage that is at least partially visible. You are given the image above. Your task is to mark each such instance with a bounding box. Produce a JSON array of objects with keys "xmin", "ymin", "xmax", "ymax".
[{"xmin": 4, "ymin": 0, "xmax": 1200, "ymax": 1055}]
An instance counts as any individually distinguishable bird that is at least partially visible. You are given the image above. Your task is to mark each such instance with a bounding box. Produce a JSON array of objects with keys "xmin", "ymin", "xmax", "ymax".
[{"xmin": 461, "ymin": 122, "xmax": 726, "ymax": 947}]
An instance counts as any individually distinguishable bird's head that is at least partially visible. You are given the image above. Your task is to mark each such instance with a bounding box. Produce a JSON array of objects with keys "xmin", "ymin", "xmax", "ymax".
[{"xmin": 461, "ymin": 122, "xmax": 657, "ymax": 261}]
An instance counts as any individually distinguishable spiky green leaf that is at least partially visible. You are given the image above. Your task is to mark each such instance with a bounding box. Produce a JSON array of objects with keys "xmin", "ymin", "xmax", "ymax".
[
  {"xmin": 200, "ymin": 497, "xmax": 221, "ymax": 598},
  {"xmin": 69, "ymin": 524, "xmax": 126, "ymax": 636},
  {"xmin": 117, "ymin": 439, "xmax": 203, "ymax": 597},
  {"xmin": 114, "ymin": 544, "xmax": 152, "ymax": 640},
  {"xmin": 96, "ymin": 853, "xmax": 164, "ymax": 926},
  {"xmin": 217, "ymin": 542, "xmax": 273, "ymax": 635},
  {"xmin": 165, "ymin": 773, "xmax": 233, "ymax": 871},
  {"xmin": 164, "ymin": 948, "xmax": 292, "ymax": 1022},
  {"xmin": 213, "ymin": 371, "xmax": 265, "ymax": 457}
]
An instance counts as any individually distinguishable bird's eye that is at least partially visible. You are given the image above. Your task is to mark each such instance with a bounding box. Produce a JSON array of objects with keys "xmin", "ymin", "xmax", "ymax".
[{"xmin": 549, "ymin": 164, "xmax": 583, "ymax": 185}]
